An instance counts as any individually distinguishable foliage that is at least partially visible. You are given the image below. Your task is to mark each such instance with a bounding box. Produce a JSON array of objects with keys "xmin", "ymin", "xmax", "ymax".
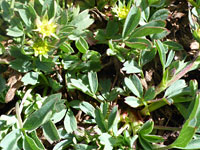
[{"xmin": 1, "ymin": 0, "xmax": 200, "ymax": 149}]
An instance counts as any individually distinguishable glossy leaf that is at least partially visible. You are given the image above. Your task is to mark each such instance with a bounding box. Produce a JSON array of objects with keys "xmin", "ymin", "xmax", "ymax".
[
  {"xmin": 144, "ymin": 87, "xmax": 156, "ymax": 101},
  {"xmin": 141, "ymin": 47, "xmax": 157, "ymax": 66},
  {"xmin": 0, "ymin": 75, "xmax": 6, "ymax": 93},
  {"xmin": 164, "ymin": 80, "xmax": 187, "ymax": 98},
  {"xmin": 23, "ymin": 93, "xmax": 61, "ymax": 131},
  {"xmin": 30, "ymin": 131, "xmax": 45, "ymax": 150},
  {"xmin": 53, "ymin": 139, "xmax": 73, "ymax": 150},
  {"xmin": 75, "ymin": 37, "xmax": 89, "ymax": 53},
  {"xmin": 156, "ymin": 40, "xmax": 166, "ymax": 70},
  {"xmin": 21, "ymin": 72, "xmax": 39, "ymax": 85},
  {"xmin": 124, "ymin": 75, "xmax": 143, "ymax": 98},
  {"xmin": 122, "ymin": 60, "xmax": 141, "ymax": 74},
  {"xmin": 139, "ymin": 120, "xmax": 154, "ymax": 135},
  {"xmin": 64, "ymin": 109, "xmax": 77, "ymax": 133},
  {"xmin": 125, "ymin": 38, "xmax": 152, "ymax": 49},
  {"xmin": 7, "ymin": 26, "xmax": 24, "ymax": 37},
  {"xmin": 125, "ymin": 96, "xmax": 142, "ymax": 108},
  {"xmin": 0, "ymin": 129, "xmax": 21, "ymax": 150},
  {"xmin": 163, "ymin": 41, "xmax": 184, "ymax": 51},
  {"xmin": 165, "ymin": 50, "xmax": 175, "ymax": 68},
  {"xmin": 95, "ymin": 107, "xmax": 107, "ymax": 132},
  {"xmin": 23, "ymin": 133, "xmax": 43, "ymax": 150},
  {"xmin": 42, "ymin": 120, "xmax": 60, "ymax": 143},
  {"xmin": 122, "ymin": 6, "xmax": 141, "ymax": 38},
  {"xmin": 108, "ymin": 106, "xmax": 118, "ymax": 130},
  {"xmin": 69, "ymin": 10, "xmax": 94, "ymax": 30},
  {"xmin": 10, "ymin": 59, "xmax": 33, "ymax": 73},
  {"xmin": 130, "ymin": 26, "xmax": 166, "ymax": 38},
  {"xmin": 88, "ymin": 71, "xmax": 98, "ymax": 94},
  {"xmin": 169, "ymin": 94, "xmax": 200, "ymax": 148},
  {"xmin": 80, "ymin": 101, "xmax": 95, "ymax": 117},
  {"xmin": 150, "ymin": 9, "xmax": 169, "ymax": 21}
]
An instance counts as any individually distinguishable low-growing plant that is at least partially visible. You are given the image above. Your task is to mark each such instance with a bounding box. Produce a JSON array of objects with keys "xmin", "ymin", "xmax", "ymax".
[{"xmin": 1, "ymin": 0, "xmax": 200, "ymax": 149}]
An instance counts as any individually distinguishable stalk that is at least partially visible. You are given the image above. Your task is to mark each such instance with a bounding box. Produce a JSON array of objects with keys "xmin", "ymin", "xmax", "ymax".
[{"xmin": 141, "ymin": 52, "xmax": 200, "ymax": 115}]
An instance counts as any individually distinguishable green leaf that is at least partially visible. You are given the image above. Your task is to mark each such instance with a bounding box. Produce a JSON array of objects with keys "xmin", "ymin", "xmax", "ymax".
[
  {"xmin": 69, "ymin": 10, "xmax": 94, "ymax": 30},
  {"xmin": 139, "ymin": 136, "xmax": 152, "ymax": 150},
  {"xmin": 70, "ymin": 79, "xmax": 91, "ymax": 94},
  {"xmin": 125, "ymin": 41, "xmax": 148, "ymax": 49},
  {"xmin": 34, "ymin": 0, "xmax": 43, "ymax": 16},
  {"xmin": 60, "ymin": 42, "xmax": 74, "ymax": 54},
  {"xmin": 36, "ymin": 59, "xmax": 55, "ymax": 72},
  {"xmin": 125, "ymin": 96, "xmax": 142, "ymax": 108},
  {"xmin": 0, "ymin": 75, "xmax": 6, "ymax": 93},
  {"xmin": 80, "ymin": 101, "xmax": 95, "ymax": 117},
  {"xmin": 151, "ymin": 30, "xmax": 170, "ymax": 39},
  {"xmin": 88, "ymin": 71, "xmax": 98, "ymax": 94},
  {"xmin": 141, "ymin": 47, "xmax": 157, "ymax": 66},
  {"xmin": 122, "ymin": 6, "xmax": 141, "ymax": 38},
  {"xmin": 182, "ymin": 138, "xmax": 200, "ymax": 149},
  {"xmin": 139, "ymin": 120, "xmax": 154, "ymax": 135},
  {"xmin": 99, "ymin": 133, "xmax": 115, "ymax": 149},
  {"xmin": 0, "ymin": 43, "xmax": 5, "ymax": 54},
  {"xmin": 48, "ymin": 78, "xmax": 63, "ymax": 91},
  {"xmin": 42, "ymin": 0, "xmax": 56, "ymax": 19},
  {"xmin": 150, "ymin": 9, "xmax": 169, "ymax": 21},
  {"xmin": 125, "ymin": 38, "xmax": 152, "ymax": 49},
  {"xmin": 122, "ymin": 60, "xmax": 141, "ymax": 74},
  {"xmin": 74, "ymin": 144, "xmax": 98, "ymax": 150},
  {"xmin": 30, "ymin": 131, "xmax": 45, "ymax": 150},
  {"xmin": 23, "ymin": 93, "xmax": 61, "ymax": 131},
  {"xmin": 163, "ymin": 41, "xmax": 184, "ymax": 51},
  {"xmin": 124, "ymin": 75, "xmax": 143, "ymax": 98},
  {"xmin": 17, "ymin": 4, "xmax": 36, "ymax": 28},
  {"xmin": 53, "ymin": 139, "xmax": 73, "ymax": 150},
  {"xmin": 165, "ymin": 50, "xmax": 175, "ymax": 68},
  {"xmin": 164, "ymin": 80, "xmax": 187, "ymax": 98},
  {"xmin": 51, "ymin": 109, "xmax": 66, "ymax": 123},
  {"xmin": 1, "ymin": 0, "xmax": 13, "ymax": 21},
  {"xmin": 156, "ymin": 40, "xmax": 166, "ymax": 70},
  {"xmin": 101, "ymin": 102, "xmax": 108, "ymax": 117},
  {"xmin": 106, "ymin": 20, "xmax": 119, "ymax": 37},
  {"xmin": 7, "ymin": 26, "xmax": 24, "ymax": 37},
  {"xmin": 64, "ymin": 109, "xmax": 77, "ymax": 133},
  {"xmin": 169, "ymin": 94, "xmax": 200, "ymax": 148},
  {"xmin": 23, "ymin": 133, "xmax": 43, "ymax": 150},
  {"xmin": 10, "ymin": 59, "xmax": 33, "ymax": 73},
  {"xmin": 130, "ymin": 26, "xmax": 166, "ymax": 38},
  {"xmin": 144, "ymin": 87, "xmax": 156, "ymax": 101},
  {"xmin": 148, "ymin": 0, "xmax": 160, "ymax": 5},
  {"xmin": 142, "ymin": 135, "xmax": 164, "ymax": 143},
  {"xmin": 0, "ymin": 129, "xmax": 21, "ymax": 150},
  {"xmin": 95, "ymin": 108, "xmax": 107, "ymax": 132},
  {"xmin": 42, "ymin": 120, "xmax": 60, "ymax": 143},
  {"xmin": 108, "ymin": 106, "xmax": 118, "ymax": 130},
  {"xmin": 21, "ymin": 72, "xmax": 39, "ymax": 85},
  {"xmin": 75, "ymin": 37, "xmax": 89, "ymax": 53}
]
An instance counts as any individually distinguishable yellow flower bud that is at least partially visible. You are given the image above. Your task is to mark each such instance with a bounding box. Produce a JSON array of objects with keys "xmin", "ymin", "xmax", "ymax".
[{"xmin": 32, "ymin": 39, "xmax": 49, "ymax": 57}]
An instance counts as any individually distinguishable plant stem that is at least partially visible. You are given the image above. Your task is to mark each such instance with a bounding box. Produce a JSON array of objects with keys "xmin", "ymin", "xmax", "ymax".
[
  {"xmin": 141, "ymin": 52, "xmax": 200, "ymax": 115},
  {"xmin": 16, "ymin": 102, "xmax": 23, "ymax": 128},
  {"xmin": 187, "ymin": 0, "xmax": 200, "ymax": 8},
  {"xmin": 19, "ymin": 85, "xmax": 36, "ymax": 114}
]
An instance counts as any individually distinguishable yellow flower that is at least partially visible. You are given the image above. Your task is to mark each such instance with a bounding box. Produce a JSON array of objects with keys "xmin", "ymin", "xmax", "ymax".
[
  {"xmin": 32, "ymin": 39, "xmax": 49, "ymax": 57},
  {"xmin": 112, "ymin": 1, "xmax": 130, "ymax": 20},
  {"xmin": 117, "ymin": 6, "xmax": 130, "ymax": 19},
  {"xmin": 35, "ymin": 16, "xmax": 57, "ymax": 38}
]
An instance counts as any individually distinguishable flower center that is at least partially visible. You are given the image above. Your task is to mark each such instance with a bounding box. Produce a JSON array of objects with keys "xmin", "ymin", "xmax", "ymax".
[{"xmin": 33, "ymin": 39, "xmax": 49, "ymax": 56}]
